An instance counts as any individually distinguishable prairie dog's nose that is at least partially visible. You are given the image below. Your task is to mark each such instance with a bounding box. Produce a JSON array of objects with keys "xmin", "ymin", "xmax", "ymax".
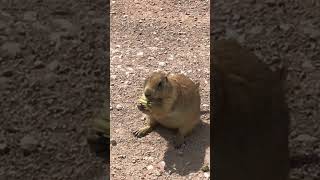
[{"xmin": 144, "ymin": 88, "xmax": 152, "ymax": 98}]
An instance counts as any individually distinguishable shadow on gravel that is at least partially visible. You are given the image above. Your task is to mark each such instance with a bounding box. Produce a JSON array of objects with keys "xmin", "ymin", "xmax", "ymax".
[{"xmin": 155, "ymin": 121, "xmax": 210, "ymax": 176}]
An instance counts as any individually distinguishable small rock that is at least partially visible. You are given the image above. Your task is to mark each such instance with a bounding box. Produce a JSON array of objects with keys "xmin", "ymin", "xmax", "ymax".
[
  {"xmin": 147, "ymin": 165, "xmax": 153, "ymax": 170},
  {"xmin": 111, "ymin": 140, "xmax": 117, "ymax": 146},
  {"xmin": 294, "ymin": 134, "xmax": 318, "ymax": 142},
  {"xmin": 301, "ymin": 60, "xmax": 314, "ymax": 70},
  {"xmin": 116, "ymin": 104, "xmax": 123, "ymax": 110},
  {"xmin": 32, "ymin": 22, "xmax": 48, "ymax": 31},
  {"xmin": 155, "ymin": 170, "xmax": 162, "ymax": 176},
  {"xmin": 225, "ymin": 28, "xmax": 239, "ymax": 39},
  {"xmin": 158, "ymin": 62, "xmax": 166, "ymax": 67},
  {"xmin": 47, "ymin": 60, "xmax": 60, "ymax": 71},
  {"xmin": 201, "ymin": 164, "xmax": 210, "ymax": 172},
  {"xmin": 204, "ymin": 172, "xmax": 210, "ymax": 178},
  {"xmin": 52, "ymin": 19, "xmax": 76, "ymax": 32},
  {"xmin": 202, "ymin": 104, "xmax": 209, "ymax": 107},
  {"xmin": 157, "ymin": 161, "xmax": 166, "ymax": 171},
  {"xmin": 0, "ymin": 143, "xmax": 9, "ymax": 154},
  {"xmin": 23, "ymin": 11, "xmax": 37, "ymax": 21},
  {"xmin": 34, "ymin": 60, "xmax": 44, "ymax": 69},
  {"xmin": 249, "ymin": 26, "xmax": 263, "ymax": 35},
  {"xmin": 20, "ymin": 135, "xmax": 39, "ymax": 154},
  {"xmin": 137, "ymin": 51, "xmax": 144, "ymax": 56},
  {"xmin": 111, "ymin": 75, "xmax": 117, "ymax": 80},
  {"xmin": 279, "ymin": 24, "xmax": 291, "ymax": 32},
  {"xmin": 303, "ymin": 25, "xmax": 320, "ymax": 39},
  {"xmin": 1, "ymin": 42, "xmax": 21, "ymax": 56}
]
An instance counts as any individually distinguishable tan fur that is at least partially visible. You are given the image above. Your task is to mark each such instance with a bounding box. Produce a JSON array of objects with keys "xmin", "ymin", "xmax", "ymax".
[{"xmin": 134, "ymin": 71, "xmax": 201, "ymax": 148}]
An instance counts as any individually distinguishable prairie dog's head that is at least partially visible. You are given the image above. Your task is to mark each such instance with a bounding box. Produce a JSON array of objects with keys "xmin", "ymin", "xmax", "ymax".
[{"xmin": 143, "ymin": 71, "xmax": 172, "ymax": 101}]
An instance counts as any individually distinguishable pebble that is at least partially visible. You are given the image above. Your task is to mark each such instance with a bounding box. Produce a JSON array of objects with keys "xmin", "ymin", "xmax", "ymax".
[
  {"xmin": 158, "ymin": 62, "xmax": 166, "ymax": 67},
  {"xmin": 47, "ymin": 60, "xmax": 60, "ymax": 71},
  {"xmin": 303, "ymin": 25, "xmax": 320, "ymax": 39},
  {"xmin": 1, "ymin": 42, "xmax": 21, "ymax": 56},
  {"xmin": 279, "ymin": 24, "xmax": 291, "ymax": 32},
  {"xmin": 204, "ymin": 172, "xmax": 210, "ymax": 178},
  {"xmin": 20, "ymin": 135, "xmax": 39, "ymax": 154},
  {"xmin": 201, "ymin": 164, "xmax": 210, "ymax": 172},
  {"xmin": 294, "ymin": 134, "xmax": 318, "ymax": 142},
  {"xmin": 168, "ymin": 55, "xmax": 174, "ymax": 60},
  {"xmin": 34, "ymin": 60, "xmax": 45, "ymax": 69},
  {"xmin": 157, "ymin": 161, "xmax": 166, "ymax": 171},
  {"xmin": 23, "ymin": 11, "xmax": 37, "ymax": 21},
  {"xmin": 111, "ymin": 140, "xmax": 117, "ymax": 146},
  {"xmin": 249, "ymin": 26, "xmax": 263, "ymax": 35},
  {"xmin": 137, "ymin": 51, "xmax": 144, "ymax": 56},
  {"xmin": 116, "ymin": 104, "xmax": 123, "ymax": 110},
  {"xmin": 301, "ymin": 60, "xmax": 314, "ymax": 70},
  {"xmin": 202, "ymin": 104, "xmax": 209, "ymax": 107},
  {"xmin": 0, "ymin": 143, "xmax": 9, "ymax": 154},
  {"xmin": 111, "ymin": 75, "xmax": 117, "ymax": 80},
  {"xmin": 147, "ymin": 165, "xmax": 153, "ymax": 170},
  {"xmin": 52, "ymin": 19, "xmax": 75, "ymax": 32}
]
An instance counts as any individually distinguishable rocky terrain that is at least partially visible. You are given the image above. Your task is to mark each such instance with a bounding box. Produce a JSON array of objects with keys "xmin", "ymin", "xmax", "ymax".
[
  {"xmin": 110, "ymin": 0, "xmax": 210, "ymax": 179},
  {"xmin": 0, "ymin": 0, "xmax": 109, "ymax": 179}
]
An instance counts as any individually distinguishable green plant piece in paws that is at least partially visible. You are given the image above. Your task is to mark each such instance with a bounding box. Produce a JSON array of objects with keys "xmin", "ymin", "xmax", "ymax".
[{"xmin": 138, "ymin": 95, "xmax": 151, "ymax": 109}]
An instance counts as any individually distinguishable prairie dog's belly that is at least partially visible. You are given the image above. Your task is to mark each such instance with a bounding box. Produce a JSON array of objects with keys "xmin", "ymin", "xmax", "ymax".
[{"xmin": 152, "ymin": 110, "xmax": 196, "ymax": 129}]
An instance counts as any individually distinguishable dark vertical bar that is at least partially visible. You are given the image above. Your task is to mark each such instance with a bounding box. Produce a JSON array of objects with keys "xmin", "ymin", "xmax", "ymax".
[{"xmin": 0, "ymin": 0, "xmax": 110, "ymax": 179}]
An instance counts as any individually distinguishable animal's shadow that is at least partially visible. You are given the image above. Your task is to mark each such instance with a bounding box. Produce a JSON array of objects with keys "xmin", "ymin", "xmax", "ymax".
[{"xmin": 154, "ymin": 120, "xmax": 210, "ymax": 176}]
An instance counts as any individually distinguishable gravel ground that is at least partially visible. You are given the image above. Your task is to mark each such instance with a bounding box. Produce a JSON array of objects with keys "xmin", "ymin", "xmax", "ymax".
[
  {"xmin": 213, "ymin": 1, "xmax": 320, "ymax": 179},
  {"xmin": 110, "ymin": 0, "xmax": 210, "ymax": 179},
  {"xmin": 0, "ymin": 0, "xmax": 109, "ymax": 179}
]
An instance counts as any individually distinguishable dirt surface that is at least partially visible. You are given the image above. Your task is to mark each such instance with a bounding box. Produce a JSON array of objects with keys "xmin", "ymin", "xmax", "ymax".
[
  {"xmin": 0, "ymin": 0, "xmax": 109, "ymax": 179},
  {"xmin": 212, "ymin": 1, "xmax": 320, "ymax": 179},
  {"xmin": 110, "ymin": 0, "xmax": 210, "ymax": 179}
]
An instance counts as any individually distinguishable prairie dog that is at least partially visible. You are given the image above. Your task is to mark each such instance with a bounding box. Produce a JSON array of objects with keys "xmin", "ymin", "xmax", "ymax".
[{"xmin": 134, "ymin": 71, "xmax": 201, "ymax": 148}]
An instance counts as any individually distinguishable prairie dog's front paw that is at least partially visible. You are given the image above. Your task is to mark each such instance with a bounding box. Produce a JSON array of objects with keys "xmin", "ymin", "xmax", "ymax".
[{"xmin": 133, "ymin": 126, "xmax": 152, "ymax": 138}]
